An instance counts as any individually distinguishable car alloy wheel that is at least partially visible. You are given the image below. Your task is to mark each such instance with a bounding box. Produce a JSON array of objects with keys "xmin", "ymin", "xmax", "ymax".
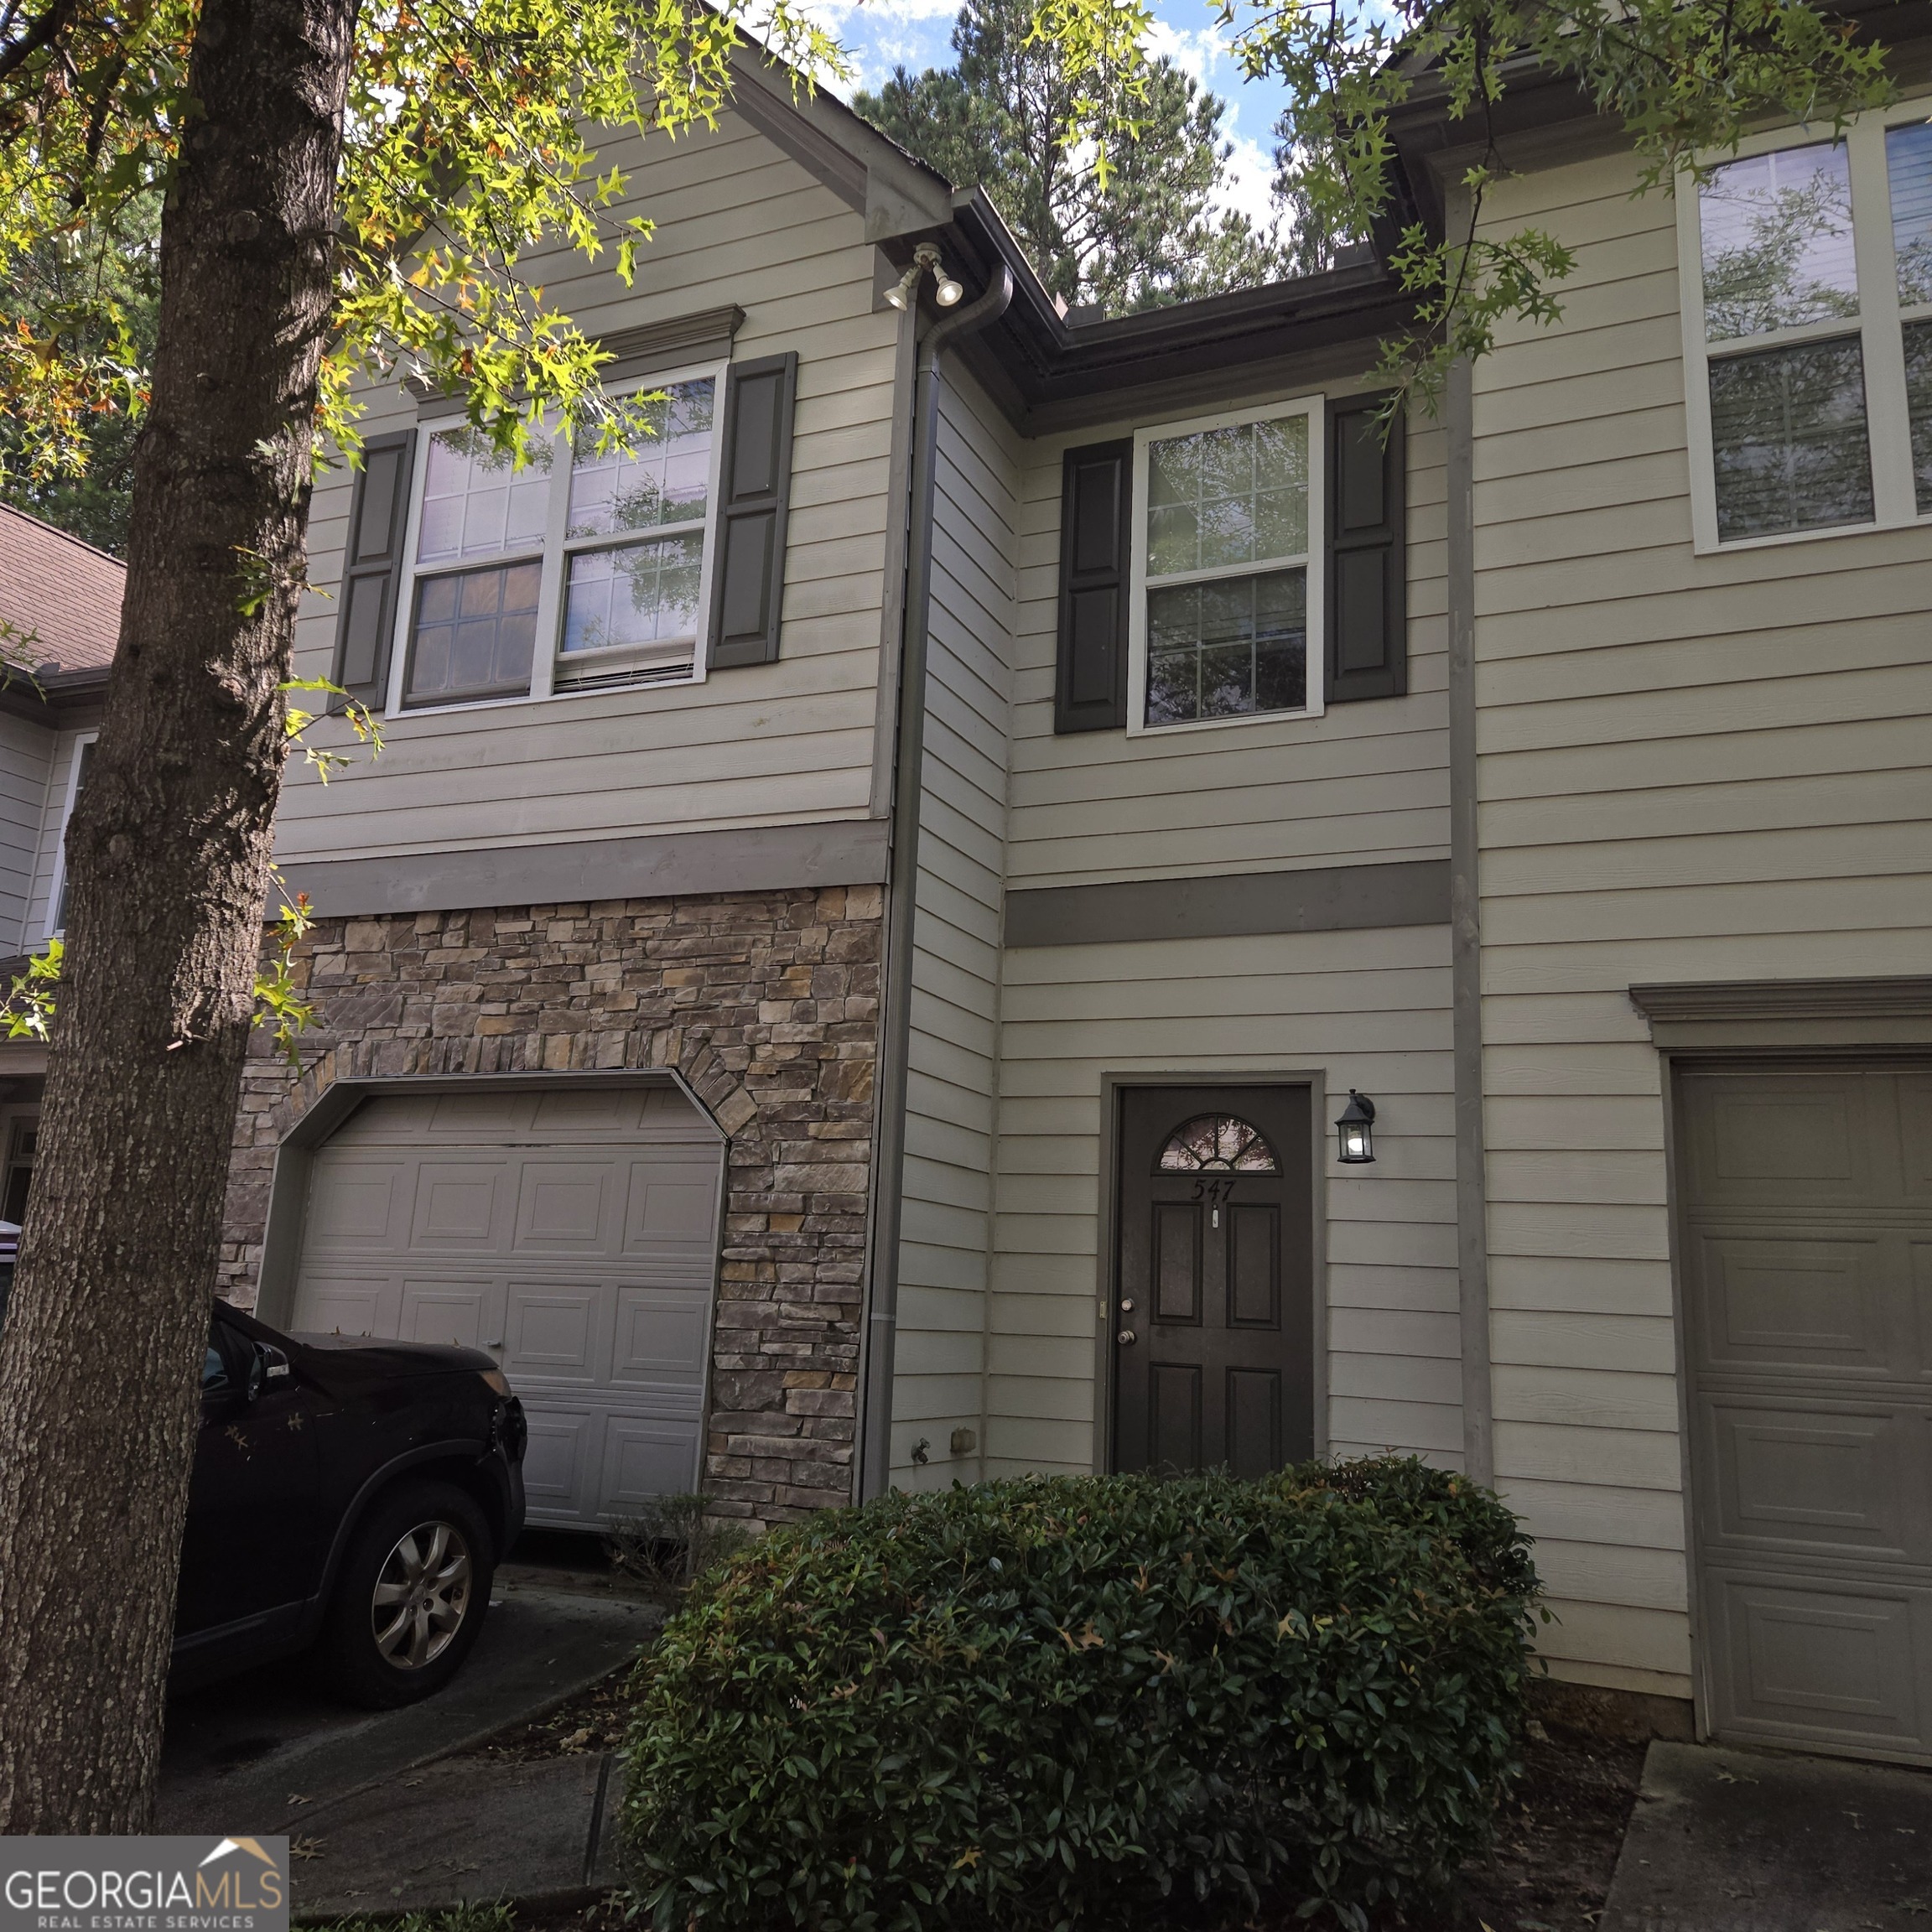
[{"xmin": 370, "ymin": 1519, "xmax": 473, "ymax": 1670}]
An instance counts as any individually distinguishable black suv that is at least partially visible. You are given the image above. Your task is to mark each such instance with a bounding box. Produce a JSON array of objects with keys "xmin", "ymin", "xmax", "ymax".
[{"xmin": 178, "ymin": 1300, "xmax": 527, "ymax": 1706}]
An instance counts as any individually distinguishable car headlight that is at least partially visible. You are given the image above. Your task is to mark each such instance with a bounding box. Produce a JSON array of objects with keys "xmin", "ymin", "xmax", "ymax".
[
  {"xmin": 480, "ymin": 1368, "xmax": 512, "ymax": 1397},
  {"xmin": 491, "ymin": 1394, "xmax": 528, "ymax": 1463}
]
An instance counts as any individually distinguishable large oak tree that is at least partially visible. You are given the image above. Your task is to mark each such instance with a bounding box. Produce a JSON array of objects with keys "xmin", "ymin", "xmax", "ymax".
[{"xmin": 0, "ymin": 0, "xmax": 834, "ymax": 1831}]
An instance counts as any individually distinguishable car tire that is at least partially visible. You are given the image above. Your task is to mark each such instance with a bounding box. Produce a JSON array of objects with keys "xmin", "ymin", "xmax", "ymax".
[{"xmin": 319, "ymin": 1479, "xmax": 494, "ymax": 1708}]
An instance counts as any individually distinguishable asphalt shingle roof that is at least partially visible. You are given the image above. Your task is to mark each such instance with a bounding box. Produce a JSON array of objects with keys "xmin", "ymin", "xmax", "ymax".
[{"xmin": 0, "ymin": 503, "xmax": 122, "ymax": 677}]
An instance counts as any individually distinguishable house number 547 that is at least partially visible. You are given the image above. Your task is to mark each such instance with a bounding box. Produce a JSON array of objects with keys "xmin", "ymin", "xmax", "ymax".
[{"xmin": 1192, "ymin": 1176, "xmax": 1236, "ymax": 1226}]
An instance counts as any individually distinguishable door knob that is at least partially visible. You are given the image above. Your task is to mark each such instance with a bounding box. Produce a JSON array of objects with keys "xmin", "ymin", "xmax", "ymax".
[{"xmin": 1117, "ymin": 1329, "xmax": 1136, "ymax": 1345}]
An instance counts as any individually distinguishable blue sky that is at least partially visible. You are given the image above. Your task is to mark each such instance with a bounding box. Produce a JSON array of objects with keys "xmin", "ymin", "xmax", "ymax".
[{"xmin": 803, "ymin": 0, "xmax": 1296, "ymax": 227}]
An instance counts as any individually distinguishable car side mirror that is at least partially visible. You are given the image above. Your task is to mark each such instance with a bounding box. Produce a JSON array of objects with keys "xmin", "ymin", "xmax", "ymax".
[{"xmin": 245, "ymin": 1342, "xmax": 292, "ymax": 1402}]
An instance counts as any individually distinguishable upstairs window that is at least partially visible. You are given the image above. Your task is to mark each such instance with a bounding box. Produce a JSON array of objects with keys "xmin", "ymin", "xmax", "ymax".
[
  {"xmin": 1681, "ymin": 107, "xmax": 1932, "ymax": 549},
  {"xmin": 1128, "ymin": 397, "xmax": 1326, "ymax": 732},
  {"xmin": 395, "ymin": 366, "xmax": 724, "ymax": 710},
  {"xmin": 45, "ymin": 730, "xmax": 96, "ymax": 938}
]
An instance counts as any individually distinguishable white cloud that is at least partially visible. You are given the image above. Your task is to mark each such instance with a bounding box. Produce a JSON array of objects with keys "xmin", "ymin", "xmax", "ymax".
[
  {"xmin": 1213, "ymin": 128, "xmax": 1279, "ymax": 230},
  {"xmin": 1140, "ymin": 17, "xmax": 1225, "ymax": 87},
  {"xmin": 782, "ymin": 0, "xmax": 959, "ymax": 96}
]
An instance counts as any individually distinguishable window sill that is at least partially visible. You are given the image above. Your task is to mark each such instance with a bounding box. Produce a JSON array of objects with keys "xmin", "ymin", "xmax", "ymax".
[
  {"xmin": 1125, "ymin": 700, "xmax": 1326, "ymax": 740},
  {"xmin": 390, "ymin": 671, "xmax": 700, "ymax": 721},
  {"xmin": 1692, "ymin": 511, "xmax": 1932, "ymax": 557}
]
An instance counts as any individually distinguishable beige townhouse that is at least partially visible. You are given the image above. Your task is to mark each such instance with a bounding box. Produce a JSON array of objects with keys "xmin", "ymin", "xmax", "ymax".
[{"xmin": 0, "ymin": 11, "xmax": 1919, "ymax": 1772}]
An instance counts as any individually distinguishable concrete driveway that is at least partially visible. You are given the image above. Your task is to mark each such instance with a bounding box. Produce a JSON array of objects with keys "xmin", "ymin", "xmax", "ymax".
[
  {"xmin": 1602, "ymin": 1739, "xmax": 1932, "ymax": 1932},
  {"xmin": 158, "ymin": 1567, "xmax": 661, "ymax": 1838}
]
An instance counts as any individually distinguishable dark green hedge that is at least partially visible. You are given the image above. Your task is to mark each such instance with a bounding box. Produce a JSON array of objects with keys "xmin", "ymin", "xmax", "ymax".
[{"xmin": 621, "ymin": 1459, "xmax": 1541, "ymax": 1931}]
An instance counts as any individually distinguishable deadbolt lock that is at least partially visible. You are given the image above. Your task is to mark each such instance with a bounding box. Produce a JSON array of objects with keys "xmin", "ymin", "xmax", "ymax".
[{"xmin": 1119, "ymin": 1298, "xmax": 1135, "ymax": 1313}]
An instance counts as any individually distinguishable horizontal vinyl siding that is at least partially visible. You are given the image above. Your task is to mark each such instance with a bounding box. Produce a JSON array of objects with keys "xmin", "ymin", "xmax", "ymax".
[
  {"xmin": 988, "ymin": 923, "xmax": 1459, "ymax": 1477},
  {"xmin": 1003, "ymin": 392, "xmax": 1451, "ymax": 888},
  {"xmin": 892, "ymin": 368, "xmax": 1021, "ymax": 1487},
  {"xmin": 276, "ymin": 113, "xmax": 897, "ymax": 869},
  {"xmin": 0, "ymin": 713, "xmax": 53, "ymax": 952},
  {"xmin": 1472, "ymin": 148, "xmax": 1932, "ymax": 1701},
  {"xmin": 984, "ymin": 380, "xmax": 1457, "ymax": 1479}
]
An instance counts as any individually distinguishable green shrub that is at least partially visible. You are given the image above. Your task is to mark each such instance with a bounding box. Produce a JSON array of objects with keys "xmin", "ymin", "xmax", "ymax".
[{"xmin": 621, "ymin": 1458, "xmax": 1541, "ymax": 1931}]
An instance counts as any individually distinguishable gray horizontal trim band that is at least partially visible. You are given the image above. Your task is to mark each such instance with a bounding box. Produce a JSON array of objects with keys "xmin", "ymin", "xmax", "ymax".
[
  {"xmin": 1004, "ymin": 857, "xmax": 1449, "ymax": 949},
  {"xmin": 278, "ymin": 819, "xmax": 890, "ymax": 919}
]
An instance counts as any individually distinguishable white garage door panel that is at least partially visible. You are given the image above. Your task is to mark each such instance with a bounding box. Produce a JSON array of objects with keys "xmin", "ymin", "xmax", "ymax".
[
  {"xmin": 507, "ymin": 1285, "xmax": 603, "ymax": 1381},
  {"xmin": 603, "ymin": 1418, "xmax": 704, "ymax": 1512},
  {"xmin": 400, "ymin": 1282, "xmax": 495, "ymax": 1351},
  {"xmin": 291, "ymin": 1272, "xmax": 396, "ymax": 1337},
  {"xmin": 516, "ymin": 1163, "xmax": 615, "ymax": 1251},
  {"xmin": 292, "ymin": 1087, "xmax": 721, "ymax": 1521},
  {"xmin": 628, "ymin": 1163, "xmax": 724, "ymax": 1244},
  {"xmin": 615, "ymin": 1290, "xmax": 709, "ymax": 1384},
  {"xmin": 520, "ymin": 1409, "xmax": 595, "ymax": 1513},
  {"xmin": 413, "ymin": 1162, "xmax": 512, "ymax": 1249},
  {"xmin": 307, "ymin": 1160, "xmax": 412, "ymax": 1247}
]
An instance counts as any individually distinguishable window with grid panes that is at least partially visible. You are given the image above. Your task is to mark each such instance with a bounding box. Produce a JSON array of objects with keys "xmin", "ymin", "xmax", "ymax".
[
  {"xmin": 397, "ymin": 367, "xmax": 722, "ymax": 709},
  {"xmin": 1129, "ymin": 396, "xmax": 1324, "ymax": 731},
  {"xmin": 1681, "ymin": 108, "xmax": 1932, "ymax": 548}
]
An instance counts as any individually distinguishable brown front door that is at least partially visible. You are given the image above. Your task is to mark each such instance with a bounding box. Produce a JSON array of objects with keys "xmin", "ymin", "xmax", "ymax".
[{"xmin": 1113, "ymin": 1085, "xmax": 1314, "ymax": 1477}]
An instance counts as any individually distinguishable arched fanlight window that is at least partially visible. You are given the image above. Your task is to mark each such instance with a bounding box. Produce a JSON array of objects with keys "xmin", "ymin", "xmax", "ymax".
[{"xmin": 1156, "ymin": 1114, "xmax": 1280, "ymax": 1174}]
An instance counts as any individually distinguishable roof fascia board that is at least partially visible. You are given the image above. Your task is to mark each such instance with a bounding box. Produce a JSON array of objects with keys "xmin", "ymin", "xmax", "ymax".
[
  {"xmin": 982, "ymin": 330, "xmax": 1408, "ymax": 439},
  {"xmin": 724, "ymin": 44, "xmax": 953, "ymax": 237},
  {"xmin": 0, "ymin": 673, "xmax": 107, "ymax": 726},
  {"xmin": 941, "ymin": 186, "xmax": 1414, "ymax": 428},
  {"xmin": 1387, "ymin": 1, "xmax": 1932, "ymax": 228}
]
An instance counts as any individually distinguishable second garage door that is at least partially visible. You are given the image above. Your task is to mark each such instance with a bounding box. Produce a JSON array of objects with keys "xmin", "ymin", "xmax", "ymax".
[
  {"xmin": 1679, "ymin": 1064, "xmax": 1932, "ymax": 1766},
  {"xmin": 289, "ymin": 1083, "xmax": 723, "ymax": 1526}
]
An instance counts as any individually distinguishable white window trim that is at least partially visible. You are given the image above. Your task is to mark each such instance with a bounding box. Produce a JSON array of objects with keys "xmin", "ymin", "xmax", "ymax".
[
  {"xmin": 1679, "ymin": 97, "xmax": 1932, "ymax": 554},
  {"xmin": 1125, "ymin": 392, "xmax": 1327, "ymax": 737},
  {"xmin": 42, "ymin": 728, "xmax": 96, "ymax": 941},
  {"xmin": 386, "ymin": 357, "xmax": 730, "ymax": 717}
]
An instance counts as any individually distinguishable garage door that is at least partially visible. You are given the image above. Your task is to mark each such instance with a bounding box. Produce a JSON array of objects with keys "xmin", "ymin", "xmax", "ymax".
[
  {"xmin": 1680, "ymin": 1065, "xmax": 1932, "ymax": 1765},
  {"xmin": 289, "ymin": 1084, "xmax": 723, "ymax": 1527}
]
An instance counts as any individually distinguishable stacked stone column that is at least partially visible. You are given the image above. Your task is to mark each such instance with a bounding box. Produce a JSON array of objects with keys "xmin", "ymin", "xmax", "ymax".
[{"xmin": 219, "ymin": 885, "xmax": 883, "ymax": 1526}]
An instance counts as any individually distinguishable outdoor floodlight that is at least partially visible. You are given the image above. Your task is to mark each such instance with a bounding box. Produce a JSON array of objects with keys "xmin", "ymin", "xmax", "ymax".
[{"xmin": 885, "ymin": 243, "xmax": 965, "ymax": 311}]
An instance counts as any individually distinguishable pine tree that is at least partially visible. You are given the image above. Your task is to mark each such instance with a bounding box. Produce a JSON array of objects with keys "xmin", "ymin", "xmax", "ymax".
[{"xmin": 856, "ymin": 0, "xmax": 1285, "ymax": 317}]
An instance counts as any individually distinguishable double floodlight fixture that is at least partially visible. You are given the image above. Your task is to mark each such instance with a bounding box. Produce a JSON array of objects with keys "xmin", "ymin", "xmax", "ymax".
[{"xmin": 886, "ymin": 242, "xmax": 964, "ymax": 312}]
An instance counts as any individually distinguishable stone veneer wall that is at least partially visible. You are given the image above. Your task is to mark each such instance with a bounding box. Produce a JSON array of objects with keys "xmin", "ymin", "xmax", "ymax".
[{"xmin": 219, "ymin": 886, "xmax": 882, "ymax": 1525}]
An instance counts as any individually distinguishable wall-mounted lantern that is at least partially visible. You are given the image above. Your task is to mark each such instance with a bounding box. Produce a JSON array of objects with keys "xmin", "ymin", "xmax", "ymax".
[{"xmin": 1336, "ymin": 1090, "xmax": 1377, "ymax": 1164}]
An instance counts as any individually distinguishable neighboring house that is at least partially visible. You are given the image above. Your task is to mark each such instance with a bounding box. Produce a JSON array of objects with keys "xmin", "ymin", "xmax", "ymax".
[
  {"xmin": 189, "ymin": 34, "xmax": 1931, "ymax": 1770},
  {"xmin": 0, "ymin": 503, "xmax": 117, "ymax": 1221}
]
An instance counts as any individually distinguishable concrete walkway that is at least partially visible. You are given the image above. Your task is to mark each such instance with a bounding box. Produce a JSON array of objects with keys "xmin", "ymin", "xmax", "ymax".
[
  {"xmin": 1602, "ymin": 1740, "xmax": 1932, "ymax": 1932},
  {"xmin": 287, "ymin": 1753, "xmax": 629, "ymax": 1921},
  {"xmin": 159, "ymin": 1574, "xmax": 659, "ymax": 1837}
]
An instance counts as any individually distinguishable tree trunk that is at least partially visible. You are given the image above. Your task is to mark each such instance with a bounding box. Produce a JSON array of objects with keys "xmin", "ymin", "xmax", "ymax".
[{"xmin": 0, "ymin": 0, "xmax": 357, "ymax": 1832}]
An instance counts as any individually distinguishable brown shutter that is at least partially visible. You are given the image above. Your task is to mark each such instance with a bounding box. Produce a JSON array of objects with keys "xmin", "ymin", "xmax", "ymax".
[
  {"xmin": 707, "ymin": 352, "xmax": 798, "ymax": 669},
  {"xmin": 1325, "ymin": 393, "xmax": 1407, "ymax": 704},
  {"xmin": 330, "ymin": 428, "xmax": 416, "ymax": 710},
  {"xmin": 1055, "ymin": 438, "xmax": 1132, "ymax": 733}
]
